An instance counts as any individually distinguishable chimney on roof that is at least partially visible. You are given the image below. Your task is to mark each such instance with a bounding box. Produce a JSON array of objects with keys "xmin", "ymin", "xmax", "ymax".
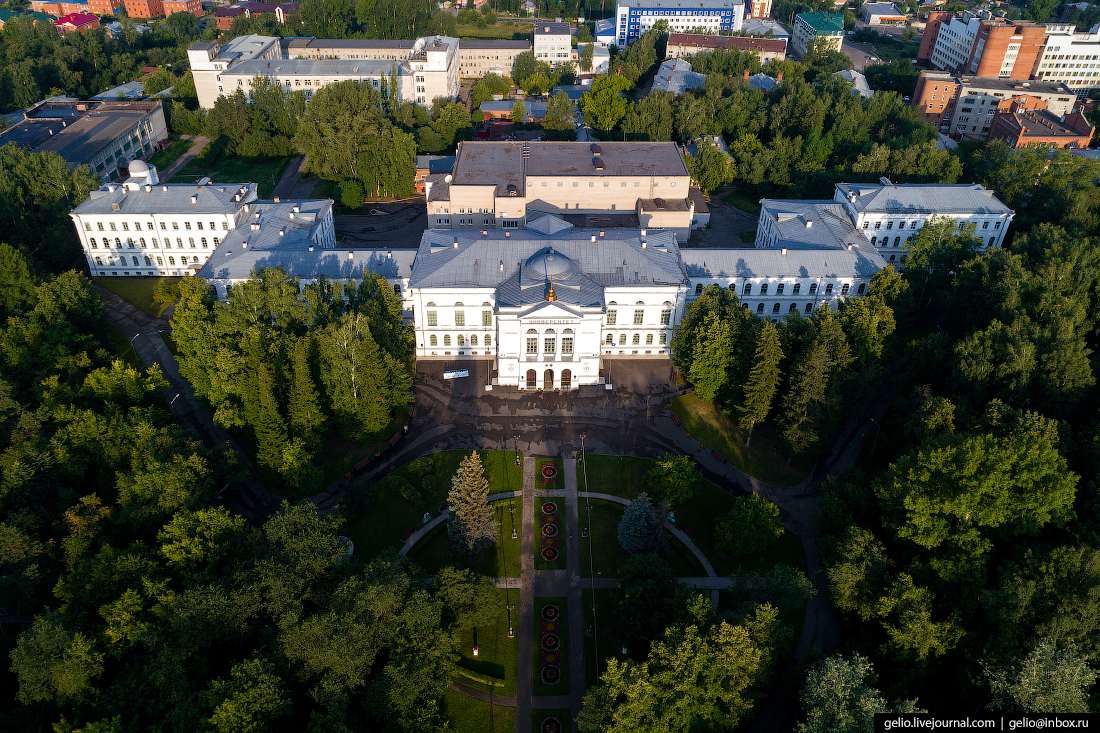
[
  {"xmin": 453, "ymin": 237, "xmax": 458, "ymax": 248},
  {"xmin": 599, "ymin": 229, "xmax": 605, "ymax": 237},
  {"xmin": 250, "ymin": 222, "xmax": 260, "ymax": 231},
  {"xmin": 190, "ymin": 194, "xmax": 197, "ymax": 205},
  {"xmin": 591, "ymin": 235, "xmax": 596, "ymax": 243},
  {"xmin": 279, "ymin": 228, "xmax": 285, "ymax": 236},
  {"xmin": 743, "ymin": 69, "xmax": 749, "ymax": 79},
  {"xmin": 274, "ymin": 196, "xmax": 280, "ymax": 203},
  {"xmin": 292, "ymin": 204, "xmax": 300, "ymax": 213},
  {"xmin": 500, "ymin": 260, "xmax": 504, "ymax": 271},
  {"xmin": 482, "ymin": 229, "xmax": 488, "ymax": 236},
  {"xmin": 805, "ymin": 219, "xmax": 813, "ymax": 228},
  {"xmin": 308, "ymin": 244, "xmax": 314, "ymax": 252},
  {"xmin": 641, "ymin": 239, "xmax": 647, "ymax": 248},
  {"xmin": 847, "ymin": 242, "xmax": 853, "ymax": 250},
  {"xmin": 144, "ymin": 184, "xmax": 151, "ymax": 193},
  {"xmin": 781, "ymin": 246, "xmax": 787, "ymax": 256}
]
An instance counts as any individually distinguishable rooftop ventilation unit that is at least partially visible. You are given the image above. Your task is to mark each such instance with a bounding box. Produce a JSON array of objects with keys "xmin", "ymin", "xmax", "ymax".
[
  {"xmin": 111, "ymin": 202, "xmax": 120, "ymax": 210},
  {"xmin": 805, "ymin": 218, "xmax": 813, "ymax": 228},
  {"xmin": 593, "ymin": 157, "xmax": 604, "ymax": 169},
  {"xmin": 250, "ymin": 222, "xmax": 259, "ymax": 231},
  {"xmin": 190, "ymin": 194, "xmax": 198, "ymax": 205},
  {"xmin": 781, "ymin": 247, "xmax": 788, "ymax": 256},
  {"xmin": 591, "ymin": 143, "xmax": 602, "ymax": 155},
  {"xmin": 308, "ymin": 244, "xmax": 314, "ymax": 252},
  {"xmin": 348, "ymin": 251, "xmax": 354, "ymax": 259}
]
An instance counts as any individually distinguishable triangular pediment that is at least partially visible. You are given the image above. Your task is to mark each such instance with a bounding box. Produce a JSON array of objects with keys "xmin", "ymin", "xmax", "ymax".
[{"xmin": 517, "ymin": 301, "xmax": 584, "ymax": 320}]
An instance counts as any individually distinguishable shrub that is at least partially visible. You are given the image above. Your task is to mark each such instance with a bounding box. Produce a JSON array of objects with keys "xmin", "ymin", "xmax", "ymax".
[
  {"xmin": 341, "ymin": 475, "xmax": 377, "ymax": 518},
  {"xmin": 152, "ymin": 280, "xmax": 181, "ymax": 303},
  {"xmin": 715, "ymin": 494, "xmax": 783, "ymax": 557},
  {"xmin": 422, "ymin": 475, "xmax": 436, "ymax": 491},
  {"xmin": 338, "ymin": 180, "xmax": 364, "ymax": 209}
]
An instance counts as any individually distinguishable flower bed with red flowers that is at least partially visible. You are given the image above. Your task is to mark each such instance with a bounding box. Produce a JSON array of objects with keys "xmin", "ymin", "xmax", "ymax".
[
  {"xmin": 537, "ymin": 499, "xmax": 563, "ymax": 567},
  {"xmin": 536, "ymin": 600, "xmax": 566, "ymax": 690}
]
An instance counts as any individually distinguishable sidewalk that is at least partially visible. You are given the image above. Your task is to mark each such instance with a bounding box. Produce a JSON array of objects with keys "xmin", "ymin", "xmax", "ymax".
[{"xmin": 160, "ymin": 135, "xmax": 209, "ymax": 181}]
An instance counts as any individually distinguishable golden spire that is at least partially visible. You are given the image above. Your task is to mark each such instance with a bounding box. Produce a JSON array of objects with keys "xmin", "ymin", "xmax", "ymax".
[{"xmin": 546, "ymin": 274, "xmax": 557, "ymax": 302}]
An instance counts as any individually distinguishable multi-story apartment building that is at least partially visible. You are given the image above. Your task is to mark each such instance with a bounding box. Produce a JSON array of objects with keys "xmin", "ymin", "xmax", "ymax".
[
  {"xmin": 124, "ymin": 0, "xmax": 163, "ymax": 18},
  {"xmin": 215, "ymin": 1, "xmax": 298, "ymax": 28},
  {"xmin": 911, "ymin": 71, "xmax": 1076, "ymax": 139},
  {"xmin": 458, "ymin": 40, "xmax": 531, "ymax": 77},
  {"xmin": 665, "ymin": 32, "xmax": 787, "ymax": 63},
  {"xmin": 792, "ymin": 12, "xmax": 844, "ymax": 56},
  {"xmin": 31, "ymin": 0, "xmax": 119, "ymax": 15},
  {"xmin": 425, "ymin": 141, "xmax": 704, "ymax": 241},
  {"xmin": 163, "ymin": 0, "xmax": 202, "ymax": 16},
  {"xmin": 1033, "ymin": 24, "xmax": 1100, "ymax": 97},
  {"xmin": 921, "ymin": 10, "xmax": 1046, "ymax": 77},
  {"xmin": 0, "ymin": 99, "xmax": 167, "ymax": 181},
  {"xmin": 615, "ymin": 0, "xmax": 744, "ymax": 46},
  {"xmin": 189, "ymin": 34, "xmax": 460, "ymax": 109},
  {"xmin": 534, "ymin": 21, "xmax": 571, "ymax": 66},
  {"xmin": 746, "ymin": 0, "xmax": 770, "ymax": 20}
]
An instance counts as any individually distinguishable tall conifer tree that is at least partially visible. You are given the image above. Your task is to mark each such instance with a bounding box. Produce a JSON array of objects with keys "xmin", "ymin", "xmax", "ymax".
[
  {"xmin": 447, "ymin": 452, "xmax": 498, "ymax": 554},
  {"xmin": 737, "ymin": 322, "xmax": 783, "ymax": 445}
]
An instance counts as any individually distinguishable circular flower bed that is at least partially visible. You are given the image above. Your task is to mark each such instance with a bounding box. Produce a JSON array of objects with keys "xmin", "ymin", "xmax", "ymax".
[
  {"xmin": 541, "ymin": 463, "xmax": 558, "ymax": 481},
  {"xmin": 541, "ymin": 716, "xmax": 563, "ymax": 733},
  {"xmin": 542, "ymin": 650, "xmax": 560, "ymax": 665},
  {"xmin": 541, "ymin": 501, "xmax": 558, "ymax": 515},
  {"xmin": 542, "ymin": 633, "xmax": 560, "ymax": 651},
  {"xmin": 541, "ymin": 546, "xmax": 559, "ymax": 562},
  {"xmin": 541, "ymin": 603, "xmax": 560, "ymax": 621},
  {"xmin": 540, "ymin": 664, "xmax": 561, "ymax": 685},
  {"xmin": 541, "ymin": 523, "xmax": 558, "ymax": 537}
]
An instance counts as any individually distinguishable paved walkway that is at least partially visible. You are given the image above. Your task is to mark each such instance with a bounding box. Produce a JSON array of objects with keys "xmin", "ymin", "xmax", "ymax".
[
  {"xmin": 160, "ymin": 135, "xmax": 209, "ymax": 181},
  {"xmin": 448, "ymin": 681, "xmax": 517, "ymax": 707},
  {"xmin": 271, "ymin": 153, "xmax": 313, "ymax": 200},
  {"xmin": 515, "ymin": 457, "xmax": 535, "ymax": 733}
]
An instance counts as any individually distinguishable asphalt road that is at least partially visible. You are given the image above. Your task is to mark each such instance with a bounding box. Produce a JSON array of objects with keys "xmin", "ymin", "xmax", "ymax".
[{"xmin": 334, "ymin": 200, "xmax": 428, "ymax": 249}]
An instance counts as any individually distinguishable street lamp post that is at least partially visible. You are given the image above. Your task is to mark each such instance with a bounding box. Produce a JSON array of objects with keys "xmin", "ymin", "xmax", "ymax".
[{"xmin": 514, "ymin": 436, "xmax": 520, "ymax": 467}]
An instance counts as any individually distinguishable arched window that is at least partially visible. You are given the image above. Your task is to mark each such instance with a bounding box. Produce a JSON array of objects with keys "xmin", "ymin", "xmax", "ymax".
[
  {"xmin": 430, "ymin": 335, "xmax": 437, "ymax": 346},
  {"xmin": 95, "ymin": 256, "xmax": 103, "ymax": 265},
  {"xmin": 213, "ymin": 237, "xmax": 220, "ymax": 246},
  {"xmin": 457, "ymin": 335, "xmax": 465, "ymax": 346},
  {"xmin": 632, "ymin": 334, "xmax": 640, "ymax": 345},
  {"xmin": 189, "ymin": 238, "xmax": 196, "ymax": 248},
  {"xmin": 772, "ymin": 303, "xmax": 780, "ymax": 313},
  {"xmin": 659, "ymin": 333, "xmax": 667, "ymax": 344},
  {"xmin": 168, "ymin": 256, "xmax": 176, "ymax": 265},
  {"xmin": 760, "ymin": 283, "xmax": 768, "ymax": 295},
  {"xmin": 646, "ymin": 333, "xmax": 653, "ymax": 344},
  {"xmin": 988, "ymin": 236, "xmax": 995, "ymax": 247},
  {"xmin": 728, "ymin": 283, "xmax": 735, "ymax": 291},
  {"xmin": 776, "ymin": 283, "xmax": 784, "ymax": 295},
  {"xmin": 870, "ymin": 236, "xmax": 877, "ymax": 246},
  {"xmin": 471, "ymin": 335, "xmax": 478, "ymax": 345},
  {"xmin": 201, "ymin": 237, "xmax": 208, "ymax": 248},
  {"xmin": 857, "ymin": 283, "xmax": 865, "ymax": 295},
  {"xmin": 144, "ymin": 256, "xmax": 152, "ymax": 265},
  {"xmin": 527, "ymin": 328, "xmax": 538, "ymax": 334},
  {"xmin": 156, "ymin": 257, "xmax": 163, "ymax": 265},
  {"xmin": 825, "ymin": 283, "xmax": 833, "ymax": 294},
  {"xmin": 889, "ymin": 254, "xmax": 896, "ymax": 262},
  {"xmin": 789, "ymin": 303, "xmax": 798, "ymax": 313},
  {"xmin": 180, "ymin": 256, "xmax": 187, "ymax": 264},
  {"xmin": 177, "ymin": 238, "xmax": 183, "ymax": 248},
  {"xmin": 792, "ymin": 283, "xmax": 801, "ymax": 294},
  {"xmin": 695, "ymin": 283, "xmax": 703, "ymax": 295},
  {"xmin": 808, "ymin": 283, "xmax": 818, "ymax": 295},
  {"xmin": 444, "ymin": 335, "xmax": 451, "ymax": 346},
  {"xmin": 151, "ymin": 238, "xmax": 158, "ymax": 248},
  {"xmin": 132, "ymin": 256, "xmax": 139, "ymax": 266},
  {"xmin": 743, "ymin": 283, "xmax": 752, "ymax": 295},
  {"xmin": 140, "ymin": 238, "xmax": 146, "ymax": 247},
  {"xmin": 841, "ymin": 283, "xmax": 850, "ymax": 295},
  {"xmin": 756, "ymin": 303, "xmax": 765, "ymax": 313},
  {"xmin": 805, "ymin": 303, "xmax": 813, "ymax": 313},
  {"xmin": 894, "ymin": 237, "xmax": 901, "ymax": 247},
  {"xmin": 619, "ymin": 334, "xmax": 626, "ymax": 345},
  {"xmin": 485, "ymin": 335, "xmax": 491, "ymax": 346},
  {"xmin": 606, "ymin": 334, "xmax": 614, "ymax": 344},
  {"xmin": 544, "ymin": 328, "xmax": 556, "ymax": 334},
  {"xmin": 128, "ymin": 239, "xmax": 135, "ymax": 248},
  {"xmin": 115, "ymin": 238, "xmax": 121, "ymax": 247},
  {"xmin": 89, "ymin": 238, "xmax": 98, "ymax": 248}
]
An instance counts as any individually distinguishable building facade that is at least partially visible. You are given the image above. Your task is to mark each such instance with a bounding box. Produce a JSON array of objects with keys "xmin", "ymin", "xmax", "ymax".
[
  {"xmin": 425, "ymin": 142, "xmax": 703, "ymax": 242},
  {"xmin": 665, "ymin": 32, "xmax": 787, "ymax": 63},
  {"xmin": 923, "ymin": 11, "xmax": 1046, "ymax": 77},
  {"xmin": 163, "ymin": 0, "xmax": 202, "ymax": 15},
  {"xmin": 861, "ymin": 2, "xmax": 906, "ymax": 25},
  {"xmin": 54, "ymin": 11, "xmax": 99, "ymax": 32},
  {"xmin": 31, "ymin": 0, "xmax": 119, "ymax": 15},
  {"xmin": 533, "ymin": 21, "xmax": 571, "ymax": 66},
  {"xmin": 615, "ymin": 0, "xmax": 744, "ymax": 46},
  {"xmin": 458, "ymin": 40, "xmax": 531, "ymax": 77},
  {"xmin": 746, "ymin": 0, "xmax": 770, "ymax": 20},
  {"xmin": 123, "ymin": 0, "xmax": 163, "ymax": 17},
  {"xmin": 189, "ymin": 35, "xmax": 460, "ymax": 109},
  {"xmin": 792, "ymin": 12, "xmax": 844, "ymax": 56},
  {"xmin": 0, "ymin": 99, "xmax": 167, "ymax": 181},
  {"xmin": 988, "ymin": 98, "xmax": 1095, "ymax": 148},
  {"xmin": 911, "ymin": 71, "xmax": 1076, "ymax": 139},
  {"xmin": 1034, "ymin": 24, "xmax": 1100, "ymax": 97}
]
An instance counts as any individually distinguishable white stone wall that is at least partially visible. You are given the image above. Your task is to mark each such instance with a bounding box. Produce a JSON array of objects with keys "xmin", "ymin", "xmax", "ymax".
[
  {"xmin": 534, "ymin": 29, "xmax": 572, "ymax": 66},
  {"xmin": 687, "ymin": 275, "xmax": 868, "ymax": 319}
]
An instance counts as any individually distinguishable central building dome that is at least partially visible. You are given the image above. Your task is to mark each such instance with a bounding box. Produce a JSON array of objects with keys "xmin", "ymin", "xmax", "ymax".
[{"xmin": 523, "ymin": 249, "xmax": 578, "ymax": 282}]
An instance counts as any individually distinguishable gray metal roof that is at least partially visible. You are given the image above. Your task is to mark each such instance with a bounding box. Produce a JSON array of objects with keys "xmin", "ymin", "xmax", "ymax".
[
  {"xmin": 416, "ymin": 155, "xmax": 456, "ymax": 173},
  {"xmin": 681, "ymin": 246, "xmax": 886, "ymax": 280},
  {"xmin": 834, "ymin": 183, "xmax": 1014, "ymax": 216},
  {"xmin": 534, "ymin": 21, "xmax": 571, "ymax": 34},
  {"xmin": 760, "ymin": 199, "xmax": 872, "ymax": 250},
  {"xmin": 461, "ymin": 39, "xmax": 531, "ymax": 49},
  {"xmin": 197, "ymin": 199, "xmax": 417, "ymax": 283},
  {"xmin": 652, "ymin": 59, "xmax": 707, "ymax": 95},
  {"xmin": 408, "ymin": 225, "xmax": 687, "ymax": 291},
  {"xmin": 73, "ymin": 182, "xmax": 258, "ymax": 216},
  {"xmin": 220, "ymin": 58, "xmax": 403, "ymax": 77}
]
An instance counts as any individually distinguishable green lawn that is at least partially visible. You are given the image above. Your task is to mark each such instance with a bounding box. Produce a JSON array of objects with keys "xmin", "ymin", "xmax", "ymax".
[
  {"xmin": 411, "ymin": 498, "xmax": 522, "ymax": 577},
  {"xmin": 672, "ymin": 393, "xmax": 812, "ymax": 487},
  {"xmin": 582, "ymin": 588, "xmax": 622, "ymax": 686},
  {"xmin": 722, "ymin": 189, "xmax": 762, "ymax": 217},
  {"xmin": 310, "ymin": 179, "xmax": 336, "ymax": 200},
  {"xmin": 533, "ymin": 597, "xmax": 568, "ymax": 696},
  {"xmin": 103, "ymin": 325, "xmax": 142, "ymax": 369},
  {"xmin": 739, "ymin": 229, "xmax": 757, "ymax": 244},
  {"xmin": 578, "ymin": 455, "xmax": 653, "ymax": 500},
  {"xmin": 442, "ymin": 689, "xmax": 515, "ymax": 733},
  {"xmin": 317, "ymin": 412, "xmax": 409, "ymax": 487},
  {"xmin": 343, "ymin": 449, "xmax": 522, "ymax": 561},
  {"xmin": 456, "ymin": 22, "xmax": 529, "ymax": 39},
  {"xmin": 95, "ymin": 276, "xmax": 181, "ymax": 318},
  {"xmin": 533, "ymin": 710, "xmax": 571, "ymax": 733},
  {"xmin": 171, "ymin": 155, "xmax": 294, "ymax": 198},
  {"xmin": 579, "ymin": 499, "xmax": 703, "ymax": 578},
  {"xmin": 535, "ymin": 457, "xmax": 564, "ymax": 490},
  {"xmin": 454, "ymin": 589, "xmax": 519, "ymax": 696},
  {"xmin": 147, "ymin": 138, "xmax": 195, "ymax": 171},
  {"xmin": 535, "ymin": 498, "xmax": 566, "ymax": 570}
]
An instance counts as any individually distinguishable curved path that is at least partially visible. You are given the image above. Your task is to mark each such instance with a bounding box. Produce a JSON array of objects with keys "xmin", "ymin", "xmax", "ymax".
[{"xmin": 398, "ymin": 490, "xmax": 520, "ymax": 557}]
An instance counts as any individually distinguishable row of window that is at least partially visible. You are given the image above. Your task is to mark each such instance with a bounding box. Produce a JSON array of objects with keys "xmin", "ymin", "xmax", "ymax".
[
  {"xmin": 427, "ymin": 334, "xmax": 492, "ymax": 347},
  {"xmin": 606, "ymin": 309, "xmax": 672, "ymax": 325},
  {"xmin": 88, "ymin": 237, "xmax": 218, "ymax": 249},
  {"xmin": 691, "ymin": 282, "xmax": 861, "ymax": 296},
  {"xmin": 425, "ymin": 310, "xmax": 493, "ymax": 327},
  {"xmin": 86, "ymin": 220, "xmax": 228, "ymax": 232},
  {"xmin": 95, "ymin": 255, "xmax": 205, "ymax": 267},
  {"xmin": 863, "ymin": 218, "xmax": 1001, "ymax": 231},
  {"xmin": 537, "ymin": 180, "xmax": 677, "ymax": 188},
  {"xmin": 526, "ymin": 336, "xmax": 575, "ymax": 354},
  {"xmin": 604, "ymin": 333, "xmax": 668, "ymax": 346}
]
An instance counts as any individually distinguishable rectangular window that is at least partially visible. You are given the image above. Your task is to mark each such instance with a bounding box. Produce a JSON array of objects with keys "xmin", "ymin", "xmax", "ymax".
[
  {"xmin": 544, "ymin": 338, "xmax": 555, "ymax": 353},
  {"xmin": 185, "ymin": 222, "xmax": 191, "ymax": 230},
  {"xmin": 633, "ymin": 309, "xmax": 644, "ymax": 324},
  {"xmin": 660, "ymin": 309, "xmax": 671, "ymax": 325},
  {"xmin": 482, "ymin": 310, "xmax": 492, "ymax": 326},
  {"xmin": 427, "ymin": 310, "xmax": 437, "ymax": 326},
  {"xmin": 485, "ymin": 335, "xmax": 491, "ymax": 346},
  {"xmin": 562, "ymin": 338, "xmax": 573, "ymax": 354},
  {"xmin": 527, "ymin": 337, "xmax": 538, "ymax": 354},
  {"xmin": 454, "ymin": 310, "xmax": 465, "ymax": 327},
  {"xmin": 606, "ymin": 310, "xmax": 617, "ymax": 325}
]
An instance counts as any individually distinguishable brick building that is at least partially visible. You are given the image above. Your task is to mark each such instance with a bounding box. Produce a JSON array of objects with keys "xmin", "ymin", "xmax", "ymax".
[
  {"xmin": 55, "ymin": 11, "xmax": 99, "ymax": 32},
  {"xmin": 922, "ymin": 10, "xmax": 1045, "ymax": 78},
  {"xmin": 124, "ymin": 0, "xmax": 163, "ymax": 18},
  {"xmin": 163, "ymin": 0, "xmax": 202, "ymax": 16},
  {"xmin": 988, "ymin": 97, "xmax": 1095, "ymax": 149},
  {"xmin": 32, "ymin": 0, "xmax": 119, "ymax": 14},
  {"xmin": 215, "ymin": 1, "xmax": 298, "ymax": 29},
  {"xmin": 665, "ymin": 32, "xmax": 787, "ymax": 63},
  {"xmin": 912, "ymin": 71, "xmax": 1077, "ymax": 139}
]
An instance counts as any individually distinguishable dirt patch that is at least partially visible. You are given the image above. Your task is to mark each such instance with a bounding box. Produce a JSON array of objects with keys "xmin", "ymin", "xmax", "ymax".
[{"xmin": 685, "ymin": 189, "xmax": 758, "ymax": 249}]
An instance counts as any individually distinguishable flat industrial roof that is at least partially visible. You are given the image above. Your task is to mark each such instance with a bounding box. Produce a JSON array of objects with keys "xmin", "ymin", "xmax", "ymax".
[
  {"xmin": 667, "ymin": 33, "xmax": 787, "ymax": 53},
  {"xmin": 534, "ymin": 21, "xmax": 570, "ymax": 34},
  {"xmin": 73, "ymin": 182, "xmax": 257, "ymax": 216},
  {"xmin": 0, "ymin": 104, "xmax": 159, "ymax": 166},
  {"xmin": 286, "ymin": 38, "xmax": 415, "ymax": 49},
  {"xmin": 220, "ymin": 58, "xmax": 403, "ymax": 77},
  {"xmin": 920, "ymin": 72, "xmax": 1075, "ymax": 96}
]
